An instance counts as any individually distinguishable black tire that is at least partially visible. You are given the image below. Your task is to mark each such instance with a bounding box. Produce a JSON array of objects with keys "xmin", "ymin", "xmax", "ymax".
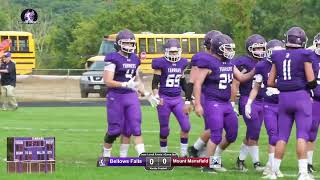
[{"xmin": 81, "ymin": 91, "xmax": 88, "ymax": 98}]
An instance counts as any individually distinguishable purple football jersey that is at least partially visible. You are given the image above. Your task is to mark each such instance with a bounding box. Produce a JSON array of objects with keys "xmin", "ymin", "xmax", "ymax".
[
  {"xmin": 255, "ymin": 59, "xmax": 278, "ymax": 103},
  {"xmin": 104, "ymin": 52, "xmax": 141, "ymax": 94},
  {"xmin": 152, "ymin": 57, "xmax": 188, "ymax": 97},
  {"xmin": 312, "ymin": 52, "xmax": 320, "ymax": 99},
  {"xmin": 232, "ymin": 56, "xmax": 258, "ymax": 96},
  {"xmin": 271, "ymin": 49, "xmax": 313, "ymax": 91},
  {"xmin": 197, "ymin": 56, "xmax": 234, "ymax": 102},
  {"xmin": 191, "ymin": 52, "xmax": 213, "ymax": 67}
]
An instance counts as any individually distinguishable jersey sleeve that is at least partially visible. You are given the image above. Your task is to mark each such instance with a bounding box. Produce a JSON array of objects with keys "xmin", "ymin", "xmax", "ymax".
[
  {"xmin": 131, "ymin": 53, "xmax": 141, "ymax": 66},
  {"xmin": 305, "ymin": 50, "xmax": 315, "ymax": 63},
  {"xmin": 104, "ymin": 52, "xmax": 116, "ymax": 64},
  {"xmin": 232, "ymin": 57, "xmax": 248, "ymax": 72},
  {"xmin": 196, "ymin": 57, "xmax": 211, "ymax": 69},
  {"xmin": 152, "ymin": 58, "xmax": 162, "ymax": 70},
  {"xmin": 269, "ymin": 52, "xmax": 278, "ymax": 64},
  {"xmin": 191, "ymin": 53, "xmax": 202, "ymax": 67},
  {"xmin": 231, "ymin": 57, "xmax": 241, "ymax": 67},
  {"xmin": 254, "ymin": 62, "xmax": 263, "ymax": 75}
]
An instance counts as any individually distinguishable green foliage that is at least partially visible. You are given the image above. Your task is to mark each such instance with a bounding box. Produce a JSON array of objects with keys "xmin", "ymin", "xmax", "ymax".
[{"xmin": 0, "ymin": 0, "xmax": 319, "ymax": 68}]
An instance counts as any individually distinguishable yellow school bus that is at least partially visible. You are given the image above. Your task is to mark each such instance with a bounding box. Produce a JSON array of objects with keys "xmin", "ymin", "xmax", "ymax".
[
  {"xmin": 86, "ymin": 32, "xmax": 205, "ymax": 74},
  {"xmin": 0, "ymin": 31, "xmax": 36, "ymax": 74}
]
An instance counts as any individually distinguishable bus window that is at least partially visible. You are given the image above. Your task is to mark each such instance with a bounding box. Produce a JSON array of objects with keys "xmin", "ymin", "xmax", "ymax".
[
  {"xmin": 198, "ymin": 38, "xmax": 205, "ymax": 52},
  {"xmin": 156, "ymin": 38, "xmax": 164, "ymax": 52},
  {"xmin": 147, "ymin": 38, "xmax": 155, "ymax": 53},
  {"xmin": 10, "ymin": 36, "xmax": 18, "ymax": 52},
  {"xmin": 19, "ymin": 36, "xmax": 29, "ymax": 52},
  {"xmin": 1, "ymin": 36, "xmax": 8, "ymax": 41},
  {"xmin": 139, "ymin": 38, "xmax": 146, "ymax": 53},
  {"xmin": 181, "ymin": 38, "xmax": 189, "ymax": 53},
  {"xmin": 190, "ymin": 38, "xmax": 197, "ymax": 53}
]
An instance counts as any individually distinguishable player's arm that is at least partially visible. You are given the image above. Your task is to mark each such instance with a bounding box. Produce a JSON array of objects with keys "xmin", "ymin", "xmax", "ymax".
[
  {"xmin": 189, "ymin": 65, "xmax": 199, "ymax": 84},
  {"xmin": 193, "ymin": 68, "xmax": 210, "ymax": 117},
  {"xmin": 103, "ymin": 62, "xmax": 126, "ymax": 88},
  {"xmin": 186, "ymin": 65, "xmax": 196, "ymax": 104},
  {"xmin": 267, "ymin": 64, "xmax": 277, "ymax": 87},
  {"xmin": 248, "ymin": 80, "xmax": 261, "ymax": 103},
  {"xmin": 152, "ymin": 69, "xmax": 161, "ymax": 97},
  {"xmin": 233, "ymin": 66, "xmax": 255, "ymax": 83},
  {"xmin": 305, "ymin": 62, "xmax": 317, "ymax": 89},
  {"xmin": 245, "ymin": 76, "xmax": 261, "ymax": 119},
  {"xmin": 0, "ymin": 63, "xmax": 11, "ymax": 73},
  {"xmin": 180, "ymin": 71, "xmax": 193, "ymax": 113},
  {"xmin": 0, "ymin": 68, "xmax": 8, "ymax": 73},
  {"xmin": 180, "ymin": 73, "xmax": 192, "ymax": 102}
]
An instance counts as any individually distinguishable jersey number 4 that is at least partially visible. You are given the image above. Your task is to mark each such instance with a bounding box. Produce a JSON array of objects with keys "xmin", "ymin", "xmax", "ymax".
[
  {"xmin": 219, "ymin": 74, "xmax": 233, "ymax": 89},
  {"xmin": 283, "ymin": 59, "xmax": 292, "ymax": 80},
  {"xmin": 166, "ymin": 74, "xmax": 182, "ymax": 87}
]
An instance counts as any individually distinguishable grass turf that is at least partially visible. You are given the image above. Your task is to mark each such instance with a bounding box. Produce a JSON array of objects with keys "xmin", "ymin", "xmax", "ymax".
[{"xmin": 0, "ymin": 106, "xmax": 319, "ymax": 179}]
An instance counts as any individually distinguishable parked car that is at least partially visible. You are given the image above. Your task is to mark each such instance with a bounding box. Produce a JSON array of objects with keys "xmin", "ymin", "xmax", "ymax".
[{"xmin": 80, "ymin": 61, "xmax": 106, "ymax": 98}]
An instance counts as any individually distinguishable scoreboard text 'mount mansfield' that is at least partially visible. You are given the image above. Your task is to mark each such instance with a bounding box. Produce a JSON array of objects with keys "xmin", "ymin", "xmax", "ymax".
[{"xmin": 7, "ymin": 137, "xmax": 55, "ymax": 173}]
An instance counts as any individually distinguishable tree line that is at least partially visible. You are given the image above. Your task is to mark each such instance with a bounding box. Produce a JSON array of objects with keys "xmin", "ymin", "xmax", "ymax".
[{"xmin": 0, "ymin": 0, "xmax": 319, "ymax": 69}]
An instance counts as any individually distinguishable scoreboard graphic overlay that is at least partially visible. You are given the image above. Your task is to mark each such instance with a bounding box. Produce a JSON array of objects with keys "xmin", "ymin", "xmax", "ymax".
[
  {"xmin": 97, "ymin": 152, "xmax": 213, "ymax": 170},
  {"xmin": 7, "ymin": 137, "xmax": 55, "ymax": 173}
]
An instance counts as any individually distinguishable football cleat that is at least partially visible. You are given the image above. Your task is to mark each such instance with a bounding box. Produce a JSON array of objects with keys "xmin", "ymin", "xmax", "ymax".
[
  {"xmin": 263, "ymin": 165, "xmax": 272, "ymax": 175},
  {"xmin": 254, "ymin": 162, "xmax": 265, "ymax": 172},
  {"xmin": 308, "ymin": 164, "xmax": 316, "ymax": 174},
  {"xmin": 261, "ymin": 171, "xmax": 277, "ymax": 180},
  {"xmin": 298, "ymin": 172, "xmax": 314, "ymax": 180},
  {"xmin": 188, "ymin": 146, "xmax": 199, "ymax": 158},
  {"xmin": 235, "ymin": 157, "xmax": 248, "ymax": 172}
]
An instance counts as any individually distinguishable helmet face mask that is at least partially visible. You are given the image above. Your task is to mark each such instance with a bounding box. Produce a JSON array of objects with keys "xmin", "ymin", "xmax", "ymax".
[
  {"xmin": 315, "ymin": 41, "xmax": 320, "ymax": 55},
  {"xmin": 218, "ymin": 43, "xmax": 235, "ymax": 59},
  {"xmin": 118, "ymin": 39, "xmax": 136, "ymax": 53},
  {"xmin": 115, "ymin": 29, "xmax": 136, "ymax": 54},
  {"xmin": 211, "ymin": 34, "xmax": 235, "ymax": 60},
  {"xmin": 164, "ymin": 39, "xmax": 182, "ymax": 63},
  {"xmin": 313, "ymin": 33, "xmax": 320, "ymax": 55},
  {"xmin": 245, "ymin": 34, "xmax": 267, "ymax": 59},
  {"xmin": 247, "ymin": 42, "xmax": 266, "ymax": 58}
]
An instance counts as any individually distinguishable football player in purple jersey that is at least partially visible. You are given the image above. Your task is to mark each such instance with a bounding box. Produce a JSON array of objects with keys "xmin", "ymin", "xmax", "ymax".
[
  {"xmin": 266, "ymin": 27, "xmax": 316, "ymax": 180},
  {"xmin": 245, "ymin": 39, "xmax": 285, "ymax": 177},
  {"xmin": 232, "ymin": 34, "xmax": 267, "ymax": 172},
  {"xmin": 102, "ymin": 29, "xmax": 155, "ymax": 157},
  {"xmin": 151, "ymin": 39, "xmax": 192, "ymax": 156},
  {"xmin": 307, "ymin": 32, "xmax": 320, "ymax": 174},
  {"xmin": 193, "ymin": 34, "xmax": 255, "ymax": 172},
  {"xmin": 187, "ymin": 30, "xmax": 223, "ymax": 158}
]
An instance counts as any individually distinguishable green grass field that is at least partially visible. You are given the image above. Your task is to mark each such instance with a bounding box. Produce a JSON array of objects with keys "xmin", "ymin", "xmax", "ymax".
[{"xmin": 0, "ymin": 106, "xmax": 319, "ymax": 180}]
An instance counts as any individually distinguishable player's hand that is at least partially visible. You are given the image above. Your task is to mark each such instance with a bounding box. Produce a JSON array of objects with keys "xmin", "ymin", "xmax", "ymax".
[
  {"xmin": 266, "ymin": 87, "xmax": 280, "ymax": 96},
  {"xmin": 245, "ymin": 103, "xmax": 252, "ymax": 119},
  {"xmin": 147, "ymin": 94, "xmax": 161, "ymax": 107},
  {"xmin": 159, "ymin": 98, "xmax": 164, "ymax": 106},
  {"xmin": 194, "ymin": 104, "xmax": 204, "ymax": 117},
  {"xmin": 125, "ymin": 76, "xmax": 139, "ymax": 91},
  {"xmin": 183, "ymin": 101, "xmax": 192, "ymax": 114},
  {"xmin": 231, "ymin": 102, "xmax": 239, "ymax": 116}
]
